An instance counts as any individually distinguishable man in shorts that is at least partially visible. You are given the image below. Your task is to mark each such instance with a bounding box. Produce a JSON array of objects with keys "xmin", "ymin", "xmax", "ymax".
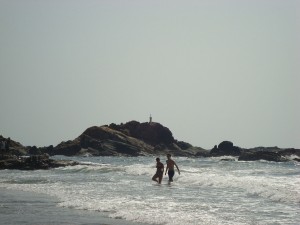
[
  {"xmin": 165, "ymin": 154, "xmax": 180, "ymax": 183},
  {"xmin": 152, "ymin": 158, "xmax": 164, "ymax": 184}
]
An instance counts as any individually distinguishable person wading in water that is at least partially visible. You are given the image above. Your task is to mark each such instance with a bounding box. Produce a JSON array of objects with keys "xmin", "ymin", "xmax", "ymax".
[
  {"xmin": 152, "ymin": 158, "xmax": 164, "ymax": 184},
  {"xmin": 165, "ymin": 154, "xmax": 180, "ymax": 183}
]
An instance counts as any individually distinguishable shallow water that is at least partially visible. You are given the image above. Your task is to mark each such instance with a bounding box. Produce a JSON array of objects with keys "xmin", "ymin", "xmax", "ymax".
[{"xmin": 0, "ymin": 156, "xmax": 299, "ymax": 225}]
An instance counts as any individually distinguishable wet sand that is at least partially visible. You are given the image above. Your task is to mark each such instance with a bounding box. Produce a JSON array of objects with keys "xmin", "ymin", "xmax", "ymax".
[{"xmin": 0, "ymin": 188, "xmax": 148, "ymax": 225}]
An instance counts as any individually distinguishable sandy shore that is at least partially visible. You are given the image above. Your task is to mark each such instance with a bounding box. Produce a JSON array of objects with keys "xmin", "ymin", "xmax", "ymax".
[{"xmin": 0, "ymin": 188, "xmax": 149, "ymax": 225}]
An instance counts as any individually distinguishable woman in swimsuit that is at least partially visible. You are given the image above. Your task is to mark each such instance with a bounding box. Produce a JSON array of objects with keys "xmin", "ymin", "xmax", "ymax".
[{"xmin": 152, "ymin": 157, "xmax": 164, "ymax": 184}]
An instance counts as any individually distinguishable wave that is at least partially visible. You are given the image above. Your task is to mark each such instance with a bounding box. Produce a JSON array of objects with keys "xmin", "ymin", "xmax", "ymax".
[
  {"xmin": 179, "ymin": 167, "xmax": 300, "ymax": 204},
  {"xmin": 1, "ymin": 177, "xmax": 50, "ymax": 185},
  {"xmin": 53, "ymin": 158, "xmax": 300, "ymax": 204},
  {"xmin": 55, "ymin": 163, "xmax": 125, "ymax": 174},
  {"xmin": 1, "ymin": 157, "xmax": 299, "ymax": 225}
]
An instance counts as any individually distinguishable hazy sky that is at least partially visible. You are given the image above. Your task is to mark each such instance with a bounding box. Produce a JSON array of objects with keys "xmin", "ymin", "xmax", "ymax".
[{"xmin": 1, "ymin": 0, "xmax": 299, "ymax": 149}]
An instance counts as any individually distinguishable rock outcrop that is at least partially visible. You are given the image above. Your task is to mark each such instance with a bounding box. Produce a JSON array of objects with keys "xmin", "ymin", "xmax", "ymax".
[
  {"xmin": 53, "ymin": 125, "xmax": 155, "ymax": 156},
  {"xmin": 0, "ymin": 136, "xmax": 28, "ymax": 156},
  {"xmin": 238, "ymin": 147, "xmax": 300, "ymax": 162},
  {"xmin": 0, "ymin": 121, "xmax": 208, "ymax": 158},
  {"xmin": 210, "ymin": 141, "xmax": 241, "ymax": 156},
  {"xmin": 2, "ymin": 121, "xmax": 299, "ymax": 163},
  {"xmin": 109, "ymin": 121, "xmax": 175, "ymax": 146},
  {"xmin": 52, "ymin": 121, "xmax": 206, "ymax": 157},
  {"xmin": 209, "ymin": 141, "xmax": 300, "ymax": 162},
  {"xmin": 238, "ymin": 151, "xmax": 287, "ymax": 162},
  {"xmin": 0, "ymin": 154, "xmax": 78, "ymax": 170}
]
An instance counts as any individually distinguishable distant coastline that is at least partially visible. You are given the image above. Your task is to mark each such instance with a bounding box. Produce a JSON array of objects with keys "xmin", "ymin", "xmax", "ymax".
[{"xmin": 1, "ymin": 120, "xmax": 300, "ymax": 167}]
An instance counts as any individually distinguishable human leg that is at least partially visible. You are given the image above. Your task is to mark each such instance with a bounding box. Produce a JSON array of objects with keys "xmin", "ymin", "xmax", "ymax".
[
  {"xmin": 158, "ymin": 174, "xmax": 163, "ymax": 184},
  {"xmin": 168, "ymin": 171, "xmax": 175, "ymax": 182},
  {"xmin": 152, "ymin": 173, "xmax": 159, "ymax": 183}
]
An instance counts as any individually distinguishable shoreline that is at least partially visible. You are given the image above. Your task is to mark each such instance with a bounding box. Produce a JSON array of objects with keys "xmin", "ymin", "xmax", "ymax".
[{"xmin": 0, "ymin": 188, "xmax": 150, "ymax": 225}]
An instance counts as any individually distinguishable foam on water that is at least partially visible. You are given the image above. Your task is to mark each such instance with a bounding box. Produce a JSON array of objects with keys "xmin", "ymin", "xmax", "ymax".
[
  {"xmin": 179, "ymin": 168, "xmax": 300, "ymax": 204},
  {"xmin": 0, "ymin": 156, "xmax": 299, "ymax": 225}
]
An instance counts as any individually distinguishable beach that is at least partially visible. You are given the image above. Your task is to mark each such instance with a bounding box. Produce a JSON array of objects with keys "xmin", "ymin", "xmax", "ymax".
[{"xmin": 0, "ymin": 188, "xmax": 147, "ymax": 225}]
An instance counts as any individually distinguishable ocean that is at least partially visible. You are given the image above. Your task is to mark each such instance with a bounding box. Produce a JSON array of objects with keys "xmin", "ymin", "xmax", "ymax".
[{"xmin": 0, "ymin": 156, "xmax": 299, "ymax": 225}]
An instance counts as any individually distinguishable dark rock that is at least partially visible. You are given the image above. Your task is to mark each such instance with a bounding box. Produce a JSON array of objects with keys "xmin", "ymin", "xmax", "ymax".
[
  {"xmin": 109, "ymin": 121, "xmax": 175, "ymax": 146},
  {"xmin": 28, "ymin": 146, "xmax": 42, "ymax": 155},
  {"xmin": 100, "ymin": 140, "xmax": 142, "ymax": 156},
  {"xmin": 192, "ymin": 147, "xmax": 210, "ymax": 157},
  {"xmin": 176, "ymin": 141, "xmax": 193, "ymax": 150},
  {"xmin": 0, "ymin": 136, "xmax": 28, "ymax": 156},
  {"xmin": 38, "ymin": 145, "xmax": 54, "ymax": 156},
  {"xmin": 219, "ymin": 141, "xmax": 234, "ymax": 149},
  {"xmin": 78, "ymin": 126, "xmax": 155, "ymax": 156},
  {"xmin": 0, "ymin": 123, "xmax": 206, "ymax": 157},
  {"xmin": 50, "ymin": 122, "xmax": 202, "ymax": 157},
  {"xmin": 278, "ymin": 148, "xmax": 300, "ymax": 157},
  {"xmin": 2, "ymin": 126, "xmax": 299, "ymax": 160},
  {"xmin": 195, "ymin": 151, "xmax": 210, "ymax": 157},
  {"xmin": 238, "ymin": 147, "xmax": 300, "ymax": 162},
  {"xmin": 210, "ymin": 141, "xmax": 241, "ymax": 156},
  {"xmin": 0, "ymin": 154, "xmax": 78, "ymax": 170},
  {"xmin": 244, "ymin": 146, "xmax": 281, "ymax": 153},
  {"xmin": 238, "ymin": 151, "xmax": 287, "ymax": 162},
  {"xmin": 53, "ymin": 140, "xmax": 81, "ymax": 156}
]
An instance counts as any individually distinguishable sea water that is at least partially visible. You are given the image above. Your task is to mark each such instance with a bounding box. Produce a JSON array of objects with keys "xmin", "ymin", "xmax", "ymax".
[{"xmin": 0, "ymin": 156, "xmax": 299, "ymax": 225}]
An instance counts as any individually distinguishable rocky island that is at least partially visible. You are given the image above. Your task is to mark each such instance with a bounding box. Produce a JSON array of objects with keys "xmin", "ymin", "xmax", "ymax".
[{"xmin": 1, "ymin": 120, "xmax": 299, "ymax": 170}]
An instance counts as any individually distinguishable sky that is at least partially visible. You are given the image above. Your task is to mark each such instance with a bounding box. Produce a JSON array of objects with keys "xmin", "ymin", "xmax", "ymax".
[{"xmin": 0, "ymin": 0, "xmax": 299, "ymax": 149}]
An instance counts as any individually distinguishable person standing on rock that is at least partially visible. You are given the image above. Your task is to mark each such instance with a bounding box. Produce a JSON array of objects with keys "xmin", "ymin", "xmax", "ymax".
[
  {"xmin": 152, "ymin": 157, "xmax": 164, "ymax": 184},
  {"xmin": 165, "ymin": 154, "xmax": 180, "ymax": 183}
]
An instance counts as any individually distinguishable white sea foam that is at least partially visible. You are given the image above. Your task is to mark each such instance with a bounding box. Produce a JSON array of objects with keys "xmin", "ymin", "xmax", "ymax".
[
  {"xmin": 0, "ymin": 156, "xmax": 299, "ymax": 225},
  {"xmin": 284, "ymin": 154, "xmax": 300, "ymax": 161},
  {"xmin": 124, "ymin": 163, "xmax": 154, "ymax": 176},
  {"xmin": 179, "ymin": 164, "xmax": 300, "ymax": 204}
]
